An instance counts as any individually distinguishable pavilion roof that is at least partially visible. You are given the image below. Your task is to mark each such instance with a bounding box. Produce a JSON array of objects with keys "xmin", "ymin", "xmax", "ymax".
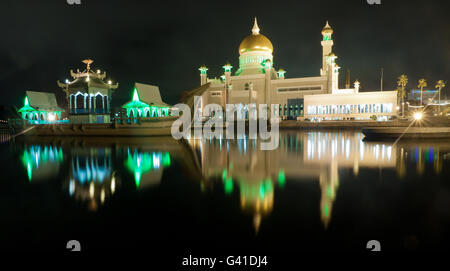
[{"xmin": 19, "ymin": 91, "xmax": 64, "ymax": 112}]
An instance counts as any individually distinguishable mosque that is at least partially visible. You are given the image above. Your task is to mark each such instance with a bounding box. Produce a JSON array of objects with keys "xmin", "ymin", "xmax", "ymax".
[{"xmin": 191, "ymin": 18, "xmax": 398, "ymax": 121}]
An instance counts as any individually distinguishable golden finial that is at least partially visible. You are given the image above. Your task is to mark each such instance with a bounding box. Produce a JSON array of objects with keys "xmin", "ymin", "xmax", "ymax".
[
  {"xmin": 82, "ymin": 59, "xmax": 94, "ymax": 71},
  {"xmin": 252, "ymin": 17, "xmax": 260, "ymax": 35}
]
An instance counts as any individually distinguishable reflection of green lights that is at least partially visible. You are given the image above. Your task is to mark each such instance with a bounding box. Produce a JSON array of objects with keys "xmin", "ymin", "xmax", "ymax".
[
  {"xmin": 135, "ymin": 172, "xmax": 141, "ymax": 188},
  {"xmin": 224, "ymin": 178, "xmax": 233, "ymax": 195},
  {"xmin": 278, "ymin": 170, "xmax": 285, "ymax": 188},
  {"xmin": 324, "ymin": 204, "xmax": 329, "ymax": 217},
  {"xmin": 21, "ymin": 145, "xmax": 63, "ymax": 181},
  {"xmin": 259, "ymin": 179, "xmax": 273, "ymax": 199},
  {"xmin": 222, "ymin": 169, "xmax": 227, "ymax": 181},
  {"xmin": 27, "ymin": 163, "xmax": 32, "ymax": 182},
  {"xmin": 327, "ymin": 186, "xmax": 333, "ymax": 197},
  {"xmin": 125, "ymin": 150, "xmax": 171, "ymax": 189}
]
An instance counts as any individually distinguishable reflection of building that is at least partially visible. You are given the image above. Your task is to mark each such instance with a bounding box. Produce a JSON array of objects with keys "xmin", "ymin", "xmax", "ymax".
[
  {"xmin": 191, "ymin": 131, "xmax": 403, "ymax": 230},
  {"xmin": 66, "ymin": 147, "xmax": 119, "ymax": 212},
  {"xmin": 20, "ymin": 145, "xmax": 64, "ymax": 181},
  {"xmin": 188, "ymin": 18, "xmax": 397, "ymax": 120},
  {"xmin": 18, "ymin": 91, "xmax": 65, "ymax": 124},
  {"xmin": 122, "ymin": 83, "xmax": 171, "ymax": 118},
  {"xmin": 124, "ymin": 148, "xmax": 171, "ymax": 189},
  {"xmin": 57, "ymin": 59, "xmax": 119, "ymax": 124}
]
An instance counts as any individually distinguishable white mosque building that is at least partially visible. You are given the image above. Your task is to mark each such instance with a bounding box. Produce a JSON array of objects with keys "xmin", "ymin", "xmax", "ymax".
[{"xmin": 190, "ymin": 18, "xmax": 398, "ymax": 121}]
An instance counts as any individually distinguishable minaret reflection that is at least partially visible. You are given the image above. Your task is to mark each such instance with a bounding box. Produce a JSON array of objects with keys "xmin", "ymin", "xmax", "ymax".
[
  {"xmin": 65, "ymin": 147, "xmax": 119, "ymax": 212},
  {"xmin": 19, "ymin": 144, "xmax": 63, "ymax": 182},
  {"xmin": 191, "ymin": 131, "xmax": 411, "ymax": 231}
]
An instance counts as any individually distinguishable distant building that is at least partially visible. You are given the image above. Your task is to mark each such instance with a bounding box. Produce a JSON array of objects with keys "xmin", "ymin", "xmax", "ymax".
[
  {"xmin": 18, "ymin": 91, "xmax": 65, "ymax": 123},
  {"xmin": 57, "ymin": 59, "xmax": 118, "ymax": 124},
  {"xmin": 408, "ymin": 89, "xmax": 438, "ymax": 105},
  {"xmin": 122, "ymin": 82, "xmax": 171, "ymax": 118}
]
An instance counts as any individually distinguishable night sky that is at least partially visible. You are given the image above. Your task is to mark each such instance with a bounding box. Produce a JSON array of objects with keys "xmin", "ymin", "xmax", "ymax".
[{"xmin": 0, "ymin": 0, "xmax": 449, "ymax": 109}]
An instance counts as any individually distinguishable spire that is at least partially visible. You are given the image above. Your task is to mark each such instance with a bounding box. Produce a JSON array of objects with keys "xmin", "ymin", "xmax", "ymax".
[
  {"xmin": 252, "ymin": 17, "xmax": 260, "ymax": 35},
  {"xmin": 24, "ymin": 96, "xmax": 29, "ymax": 106},
  {"xmin": 82, "ymin": 59, "xmax": 94, "ymax": 71},
  {"xmin": 321, "ymin": 20, "xmax": 333, "ymax": 35},
  {"xmin": 132, "ymin": 88, "xmax": 140, "ymax": 102}
]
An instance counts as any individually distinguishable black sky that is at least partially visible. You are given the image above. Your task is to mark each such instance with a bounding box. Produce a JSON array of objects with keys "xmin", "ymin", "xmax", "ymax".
[{"xmin": 0, "ymin": 0, "xmax": 449, "ymax": 109}]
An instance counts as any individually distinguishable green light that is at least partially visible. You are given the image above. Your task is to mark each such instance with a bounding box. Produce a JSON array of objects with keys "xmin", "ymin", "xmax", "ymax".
[
  {"xmin": 24, "ymin": 96, "xmax": 29, "ymax": 106},
  {"xmin": 27, "ymin": 163, "xmax": 32, "ymax": 181},
  {"xmin": 125, "ymin": 151, "xmax": 172, "ymax": 189},
  {"xmin": 135, "ymin": 172, "xmax": 141, "ymax": 188},
  {"xmin": 222, "ymin": 169, "xmax": 227, "ymax": 181},
  {"xmin": 199, "ymin": 65, "xmax": 208, "ymax": 74},
  {"xmin": 222, "ymin": 63, "xmax": 233, "ymax": 73},
  {"xmin": 277, "ymin": 69, "xmax": 286, "ymax": 78},
  {"xmin": 278, "ymin": 170, "xmax": 286, "ymax": 188},
  {"xmin": 225, "ymin": 178, "xmax": 233, "ymax": 195},
  {"xmin": 21, "ymin": 145, "xmax": 63, "ymax": 182},
  {"xmin": 259, "ymin": 183, "xmax": 266, "ymax": 199},
  {"xmin": 132, "ymin": 88, "xmax": 140, "ymax": 101},
  {"xmin": 324, "ymin": 203, "xmax": 329, "ymax": 217}
]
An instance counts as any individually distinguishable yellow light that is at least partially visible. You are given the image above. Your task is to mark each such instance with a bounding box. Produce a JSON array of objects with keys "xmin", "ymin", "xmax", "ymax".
[
  {"xmin": 108, "ymin": 80, "xmax": 112, "ymax": 84},
  {"xmin": 413, "ymin": 112, "xmax": 423, "ymax": 120},
  {"xmin": 48, "ymin": 114, "xmax": 55, "ymax": 121}
]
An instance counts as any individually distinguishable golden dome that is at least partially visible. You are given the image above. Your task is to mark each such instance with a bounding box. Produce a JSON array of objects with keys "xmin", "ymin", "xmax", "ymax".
[
  {"xmin": 238, "ymin": 18, "xmax": 273, "ymax": 55},
  {"xmin": 321, "ymin": 21, "xmax": 333, "ymax": 35}
]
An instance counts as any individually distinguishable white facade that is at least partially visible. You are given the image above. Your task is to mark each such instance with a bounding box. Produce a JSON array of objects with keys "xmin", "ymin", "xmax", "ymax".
[{"xmin": 304, "ymin": 90, "xmax": 398, "ymax": 121}]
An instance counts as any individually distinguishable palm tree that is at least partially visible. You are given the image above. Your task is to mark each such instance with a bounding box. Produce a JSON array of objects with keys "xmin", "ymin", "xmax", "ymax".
[
  {"xmin": 435, "ymin": 80, "xmax": 446, "ymax": 115},
  {"xmin": 397, "ymin": 75, "xmax": 408, "ymax": 116},
  {"xmin": 417, "ymin": 78, "xmax": 427, "ymax": 106}
]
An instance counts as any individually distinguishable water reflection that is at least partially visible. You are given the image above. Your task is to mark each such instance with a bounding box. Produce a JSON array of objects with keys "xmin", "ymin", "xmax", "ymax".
[
  {"xmin": 124, "ymin": 148, "xmax": 171, "ymax": 189},
  {"xmin": 20, "ymin": 145, "xmax": 63, "ymax": 181},
  {"xmin": 12, "ymin": 132, "xmax": 450, "ymax": 232},
  {"xmin": 189, "ymin": 131, "xmax": 450, "ymax": 231},
  {"xmin": 65, "ymin": 146, "xmax": 119, "ymax": 212}
]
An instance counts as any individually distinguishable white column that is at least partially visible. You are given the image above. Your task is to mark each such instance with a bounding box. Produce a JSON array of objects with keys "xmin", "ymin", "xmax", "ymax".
[{"xmin": 102, "ymin": 95, "xmax": 105, "ymax": 111}]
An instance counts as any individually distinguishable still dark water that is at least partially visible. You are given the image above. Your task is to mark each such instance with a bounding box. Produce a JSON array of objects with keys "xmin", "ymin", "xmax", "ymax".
[{"xmin": 1, "ymin": 131, "xmax": 450, "ymax": 252}]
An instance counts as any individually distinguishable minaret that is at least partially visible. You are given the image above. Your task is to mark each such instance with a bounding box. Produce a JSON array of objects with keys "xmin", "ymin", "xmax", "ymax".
[
  {"xmin": 222, "ymin": 62, "xmax": 233, "ymax": 84},
  {"xmin": 199, "ymin": 65, "xmax": 208, "ymax": 85},
  {"xmin": 321, "ymin": 21, "xmax": 334, "ymax": 76}
]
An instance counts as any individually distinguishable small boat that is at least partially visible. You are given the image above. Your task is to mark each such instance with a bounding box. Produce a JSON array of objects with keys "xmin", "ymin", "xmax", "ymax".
[
  {"xmin": 12, "ymin": 116, "xmax": 178, "ymax": 137},
  {"xmin": 362, "ymin": 127, "xmax": 450, "ymax": 140}
]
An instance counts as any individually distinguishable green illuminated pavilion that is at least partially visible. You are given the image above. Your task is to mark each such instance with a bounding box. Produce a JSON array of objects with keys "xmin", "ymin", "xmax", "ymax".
[
  {"xmin": 122, "ymin": 82, "xmax": 171, "ymax": 118},
  {"xmin": 18, "ymin": 91, "xmax": 64, "ymax": 123}
]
